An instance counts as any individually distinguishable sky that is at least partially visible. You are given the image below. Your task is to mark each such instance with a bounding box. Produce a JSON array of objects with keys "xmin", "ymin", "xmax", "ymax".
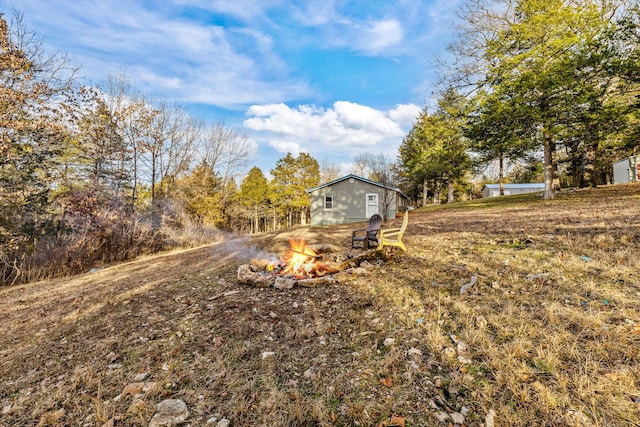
[{"xmin": 2, "ymin": 0, "xmax": 461, "ymax": 177}]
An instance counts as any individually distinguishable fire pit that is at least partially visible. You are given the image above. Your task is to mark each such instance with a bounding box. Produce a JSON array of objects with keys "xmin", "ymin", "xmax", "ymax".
[{"xmin": 237, "ymin": 240, "xmax": 383, "ymax": 289}]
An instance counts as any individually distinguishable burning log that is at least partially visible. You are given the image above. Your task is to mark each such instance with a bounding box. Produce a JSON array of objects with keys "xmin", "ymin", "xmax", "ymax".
[{"xmin": 237, "ymin": 240, "xmax": 386, "ymax": 289}]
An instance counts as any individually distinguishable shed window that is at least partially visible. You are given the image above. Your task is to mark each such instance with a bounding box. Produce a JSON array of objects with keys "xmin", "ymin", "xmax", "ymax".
[{"xmin": 324, "ymin": 195, "xmax": 333, "ymax": 211}]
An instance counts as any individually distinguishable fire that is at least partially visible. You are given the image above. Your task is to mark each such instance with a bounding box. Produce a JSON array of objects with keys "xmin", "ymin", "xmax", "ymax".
[{"xmin": 280, "ymin": 240, "xmax": 331, "ymax": 278}]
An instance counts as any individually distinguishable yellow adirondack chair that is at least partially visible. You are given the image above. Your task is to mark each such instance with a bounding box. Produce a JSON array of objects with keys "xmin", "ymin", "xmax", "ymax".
[{"xmin": 377, "ymin": 211, "xmax": 408, "ymax": 251}]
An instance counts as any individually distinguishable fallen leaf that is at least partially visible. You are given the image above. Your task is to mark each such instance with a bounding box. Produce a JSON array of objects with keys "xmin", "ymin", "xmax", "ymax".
[
  {"xmin": 330, "ymin": 410, "xmax": 338, "ymax": 423},
  {"xmin": 633, "ymin": 325, "xmax": 640, "ymax": 335},
  {"xmin": 390, "ymin": 414, "xmax": 406, "ymax": 426},
  {"xmin": 121, "ymin": 382, "xmax": 145, "ymax": 397},
  {"xmin": 379, "ymin": 376, "xmax": 393, "ymax": 387},
  {"xmin": 377, "ymin": 414, "xmax": 406, "ymax": 427}
]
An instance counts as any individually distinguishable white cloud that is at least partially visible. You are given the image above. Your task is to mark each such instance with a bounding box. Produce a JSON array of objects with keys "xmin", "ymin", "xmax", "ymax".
[
  {"xmin": 290, "ymin": 1, "xmax": 343, "ymax": 26},
  {"xmin": 388, "ymin": 103, "xmax": 422, "ymax": 126},
  {"xmin": 333, "ymin": 101, "xmax": 401, "ymax": 136},
  {"xmin": 5, "ymin": 0, "xmax": 311, "ymax": 109},
  {"xmin": 243, "ymin": 101, "xmax": 416, "ymax": 161},
  {"xmin": 357, "ymin": 19, "xmax": 404, "ymax": 54}
]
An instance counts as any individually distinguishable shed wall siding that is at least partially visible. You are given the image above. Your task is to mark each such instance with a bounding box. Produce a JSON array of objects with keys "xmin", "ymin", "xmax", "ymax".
[
  {"xmin": 482, "ymin": 185, "xmax": 544, "ymax": 198},
  {"xmin": 613, "ymin": 155, "xmax": 640, "ymax": 184},
  {"xmin": 310, "ymin": 179, "xmax": 398, "ymax": 226}
]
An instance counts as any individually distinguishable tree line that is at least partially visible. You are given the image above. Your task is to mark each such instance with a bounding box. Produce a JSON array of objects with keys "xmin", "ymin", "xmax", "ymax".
[
  {"xmin": 3, "ymin": 1, "xmax": 640, "ymax": 284},
  {"xmin": 0, "ymin": 11, "xmax": 329, "ymax": 285},
  {"xmin": 396, "ymin": 0, "xmax": 640, "ymax": 203}
]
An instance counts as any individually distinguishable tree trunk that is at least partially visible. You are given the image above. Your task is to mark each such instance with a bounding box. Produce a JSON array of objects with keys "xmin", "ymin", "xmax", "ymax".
[
  {"xmin": 550, "ymin": 137, "xmax": 560, "ymax": 191},
  {"xmin": 131, "ymin": 146, "xmax": 138, "ymax": 212},
  {"xmin": 254, "ymin": 206, "xmax": 259, "ymax": 234},
  {"xmin": 543, "ymin": 128, "xmax": 555, "ymax": 200},
  {"xmin": 499, "ymin": 155, "xmax": 505, "ymax": 196},
  {"xmin": 571, "ymin": 148, "xmax": 583, "ymax": 188},
  {"xmin": 447, "ymin": 180, "xmax": 454, "ymax": 203},
  {"xmin": 272, "ymin": 207, "xmax": 277, "ymax": 231},
  {"xmin": 583, "ymin": 142, "xmax": 598, "ymax": 188},
  {"xmin": 151, "ymin": 154, "xmax": 161, "ymax": 231},
  {"xmin": 422, "ymin": 178, "xmax": 428, "ymax": 207}
]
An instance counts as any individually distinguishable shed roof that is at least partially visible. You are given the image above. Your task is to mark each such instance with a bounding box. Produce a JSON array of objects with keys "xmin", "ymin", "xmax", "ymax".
[
  {"xmin": 483, "ymin": 183, "xmax": 545, "ymax": 189},
  {"xmin": 306, "ymin": 174, "xmax": 408, "ymax": 199}
]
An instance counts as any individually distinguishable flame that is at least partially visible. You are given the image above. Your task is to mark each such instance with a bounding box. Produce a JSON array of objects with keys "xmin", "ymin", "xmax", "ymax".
[{"xmin": 281, "ymin": 240, "xmax": 328, "ymax": 278}]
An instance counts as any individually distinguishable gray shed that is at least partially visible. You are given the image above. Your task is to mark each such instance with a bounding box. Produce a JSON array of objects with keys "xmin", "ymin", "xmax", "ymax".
[
  {"xmin": 613, "ymin": 155, "xmax": 640, "ymax": 184},
  {"xmin": 482, "ymin": 183, "xmax": 545, "ymax": 198},
  {"xmin": 306, "ymin": 174, "xmax": 409, "ymax": 226}
]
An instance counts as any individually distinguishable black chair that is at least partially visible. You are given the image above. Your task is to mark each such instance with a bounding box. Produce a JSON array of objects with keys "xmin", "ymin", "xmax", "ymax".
[{"xmin": 351, "ymin": 214, "xmax": 383, "ymax": 249}]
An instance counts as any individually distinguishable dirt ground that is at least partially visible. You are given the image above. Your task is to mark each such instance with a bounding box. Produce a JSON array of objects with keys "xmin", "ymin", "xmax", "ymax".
[{"xmin": 1, "ymin": 183, "xmax": 639, "ymax": 426}]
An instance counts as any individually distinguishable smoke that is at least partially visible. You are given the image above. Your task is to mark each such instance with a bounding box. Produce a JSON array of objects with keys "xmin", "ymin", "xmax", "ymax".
[{"xmin": 210, "ymin": 234, "xmax": 279, "ymax": 264}]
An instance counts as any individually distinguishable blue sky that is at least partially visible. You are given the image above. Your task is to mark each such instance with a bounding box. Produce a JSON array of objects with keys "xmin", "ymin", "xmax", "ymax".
[{"xmin": 2, "ymin": 0, "xmax": 461, "ymax": 176}]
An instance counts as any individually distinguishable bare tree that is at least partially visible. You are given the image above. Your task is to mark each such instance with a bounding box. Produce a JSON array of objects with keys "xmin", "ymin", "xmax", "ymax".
[
  {"xmin": 353, "ymin": 153, "xmax": 398, "ymax": 220},
  {"xmin": 0, "ymin": 10, "xmax": 78, "ymax": 283},
  {"xmin": 135, "ymin": 101, "xmax": 200, "ymax": 229},
  {"xmin": 320, "ymin": 159, "xmax": 341, "ymax": 183},
  {"xmin": 199, "ymin": 122, "xmax": 254, "ymax": 201}
]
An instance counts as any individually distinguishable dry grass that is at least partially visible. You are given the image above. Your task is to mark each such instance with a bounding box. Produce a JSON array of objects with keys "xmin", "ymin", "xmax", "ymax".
[{"xmin": 1, "ymin": 183, "xmax": 639, "ymax": 426}]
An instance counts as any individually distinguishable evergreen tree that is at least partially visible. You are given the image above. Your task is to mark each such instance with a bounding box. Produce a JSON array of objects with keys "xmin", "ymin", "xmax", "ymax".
[
  {"xmin": 270, "ymin": 152, "xmax": 320, "ymax": 227},
  {"xmin": 398, "ymin": 89, "xmax": 470, "ymax": 205},
  {"xmin": 238, "ymin": 167, "xmax": 270, "ymax": 233}
]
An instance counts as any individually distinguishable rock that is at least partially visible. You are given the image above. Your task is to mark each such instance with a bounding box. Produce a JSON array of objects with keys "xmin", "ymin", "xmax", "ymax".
[
  {"xmin": 216, "ymin": 418, "xmax": 230, "ymax": 427},
  {"xmin": 459, "ymin": 275, "xmax": 478, "ymax": 295},
  {"xmin": 383, "ymin": 338, "xmax": 395, "ymax": 346},
  {"xmin": 134, "ymin": 372, "xmax": 150, "ymax": 382},
  {"xmin": 450, "ymin": 412, "xmax": 465, "ymax": 424},
  {"xmin": 261, "ymin": 351, "xmax": 275, "ymax": 359},
  {"xmin": 274, "ymin": 277, "xmax": 296, "ymax": 290},
  {"xmin": 407, "ymin": 347, "xmax": 423, "ymax": 357},
  {"xmin": 297, "ymin": 276, "xmax": 336, "ymax": 288},
  {"xmin": 237, "ymin": 264, "xmax": 274, "ymax": 287},
  {"xmin": 148, "ymin": 399, "xmax": 189, "ymax": 427},
  {"xmin": 434, "ymin": 412, "xmax": 449, "ymax": 422},
  {"xmin": 2, "ymin": 405, "xmax": 11, "ymax": 415},
  {"xmin": 485, "ymin": 409, "xmax": 496, "ymax": 427},
  {"xmin": 458, "ymin": 355, "xmax": 472, "ymax": 364}
]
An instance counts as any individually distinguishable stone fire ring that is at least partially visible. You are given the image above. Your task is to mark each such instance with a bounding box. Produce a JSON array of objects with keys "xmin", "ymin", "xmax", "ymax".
[{"xmin": 237, "ymin": 245, "xmax": 384, "ymax": 290}]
